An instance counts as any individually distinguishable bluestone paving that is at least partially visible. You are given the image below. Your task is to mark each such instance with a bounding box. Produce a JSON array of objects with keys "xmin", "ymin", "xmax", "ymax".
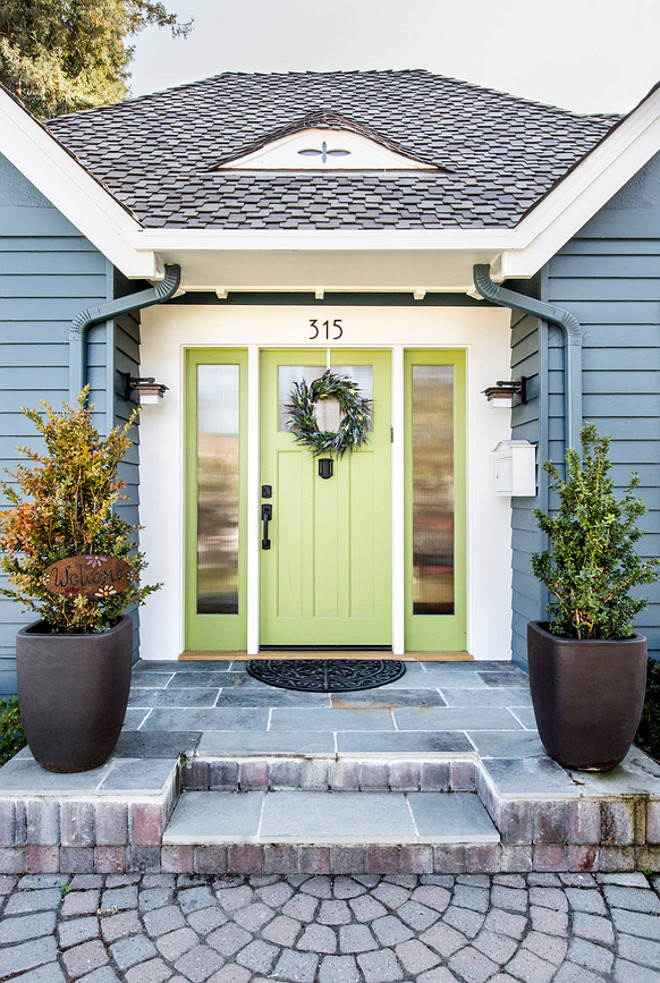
[
  {"xmin": 269, "ymin": 708, "xmax": 396, "ymax": 731},
  {"xmin": 407, "ymin": 793, "xmax": 498, "ymax": 842},
  {"xmin": 164, "ymin": 791, "xmax": 263, "ymax": 843},
  {"xmin": 393, "ymin": 707, "xmax": 525, "ymax": 731},
  {"xmin": 335, "ymin": 731, "xmax": 473, "ymax": 754},
  {"xmin": 112, "ymin": 731, "xmax": 202, "ymax": 758},
  {"xmin": 196, "ymin": 731, "xmax": 336, "ymax": 756},
  {"xmin": 438, "ymin": 688, "xmax": 533, "ymax": 708},
  {"xmin": 260, "ymin": 791, "xmax": 415, "ymax": 843},
  {"xmin": 97, "ymin": 759, "xmax": 176, "ymax": 793},
  {"xmin": 330, "ymin": 690, "xmax": 447, "ymax": 708},
  {"xmin": 127, "ymin": 687, "xmax": 223, "ymax": 708},
  {"xmin": 140, "ymin": 708, "xmax": 271, "ymax": 731}
]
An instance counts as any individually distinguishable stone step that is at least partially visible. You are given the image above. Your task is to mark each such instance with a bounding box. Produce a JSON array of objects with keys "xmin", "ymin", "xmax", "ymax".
[{"xmin": 163, "ymin": 789, "xmax": 499, "ymax": 848}]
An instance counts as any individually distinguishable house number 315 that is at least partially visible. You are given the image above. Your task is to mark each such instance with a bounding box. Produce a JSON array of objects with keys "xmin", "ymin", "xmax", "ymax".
[{"xmin": 309, "ymin": 318, "xmax": 343, "ymax": 340}]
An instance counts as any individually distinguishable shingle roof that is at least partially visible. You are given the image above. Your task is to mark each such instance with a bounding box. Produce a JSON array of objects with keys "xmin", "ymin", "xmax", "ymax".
[{"xmin": 46, "ymin": 70, "xmax": 618, "ymax": 231}]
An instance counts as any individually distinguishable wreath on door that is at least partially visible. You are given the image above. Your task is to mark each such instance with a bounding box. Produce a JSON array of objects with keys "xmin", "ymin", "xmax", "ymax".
[{"xmin": 287, "ymin": 370, "xmax": 372, "ymax": 457}]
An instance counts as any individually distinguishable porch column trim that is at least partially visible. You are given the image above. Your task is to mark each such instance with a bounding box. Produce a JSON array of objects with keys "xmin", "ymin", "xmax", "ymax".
[
  {"xmin": 392, "ymin": 346, "xmax": 405, "ymax": 655},
  {"xmin": 247, "ymin": 345, "xmax": 260, "ymax": 654}
]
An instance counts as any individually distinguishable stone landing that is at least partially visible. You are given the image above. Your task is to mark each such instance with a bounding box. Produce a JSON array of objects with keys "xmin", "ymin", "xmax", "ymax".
[{"xmin": 0, "ymin": 659, "xmax": 658, "ymax": 874}]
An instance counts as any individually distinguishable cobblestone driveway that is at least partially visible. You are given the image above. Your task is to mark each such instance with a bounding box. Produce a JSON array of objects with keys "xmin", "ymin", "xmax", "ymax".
[{"xmin": 0, "ymin": 870, "xmax": 659, "ymax": 982}]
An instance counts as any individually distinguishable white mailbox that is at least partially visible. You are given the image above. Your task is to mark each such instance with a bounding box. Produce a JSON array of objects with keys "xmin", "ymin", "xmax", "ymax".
[{"xmin": 493, "ymin": 440, "xmax": 536, "ymax": 497}]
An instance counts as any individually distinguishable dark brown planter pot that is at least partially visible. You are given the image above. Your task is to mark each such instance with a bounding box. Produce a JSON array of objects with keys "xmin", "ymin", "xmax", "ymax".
[
  {"xmin": 16, "ymin": 616, "xmax": 133, "ymax": 773},
  {"xmin": 527, "ymin": 620, "xmax": 647, "ymax": 772}
]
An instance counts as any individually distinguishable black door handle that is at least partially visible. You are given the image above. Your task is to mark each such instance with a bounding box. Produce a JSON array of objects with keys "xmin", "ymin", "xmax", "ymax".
[{"xmin": 261, "ymin": 503, "xmax": 272, "ymax": 550}]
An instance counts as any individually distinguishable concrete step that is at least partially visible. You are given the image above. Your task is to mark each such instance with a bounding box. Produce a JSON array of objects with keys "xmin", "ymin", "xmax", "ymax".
[{"xmin": 163, "ymin": 789, "xmax": 499, "ymax": 848}]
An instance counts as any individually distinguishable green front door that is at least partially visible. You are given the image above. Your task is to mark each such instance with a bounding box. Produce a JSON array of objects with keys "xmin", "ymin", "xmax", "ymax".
[{"xmin": 260, "ymin": 350, "xmax": 392, "ymax": 647}]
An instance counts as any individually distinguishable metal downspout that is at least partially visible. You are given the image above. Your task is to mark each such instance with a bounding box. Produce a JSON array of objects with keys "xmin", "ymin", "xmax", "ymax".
[
  {"xmin": 69, "ymin": 264, "xmax": 181, "ymax": 401},
  {"xmin": 473, "ymin": 263, "xmax": 583, "ymax": 452}
]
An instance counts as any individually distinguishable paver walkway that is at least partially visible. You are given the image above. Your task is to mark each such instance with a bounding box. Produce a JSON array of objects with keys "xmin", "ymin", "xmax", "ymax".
[{"xmin": 0, "ymin": 870, "xmax": 659, "ymax": 982}]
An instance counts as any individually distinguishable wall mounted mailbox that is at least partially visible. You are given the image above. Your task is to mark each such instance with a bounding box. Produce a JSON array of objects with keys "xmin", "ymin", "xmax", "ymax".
[{"xmin": 493, "ymin": 440, "xmax": 536, "ymax": 497}]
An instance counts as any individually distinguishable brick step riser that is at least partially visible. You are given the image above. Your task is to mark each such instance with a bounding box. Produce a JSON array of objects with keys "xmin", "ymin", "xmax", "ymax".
[
  {"xmin": 2, "ymin": 840, "xmax": 659, "ymax": 876},
  {"xmin": 180, "ymin": 756, "xmax": 477, "ymax": 793}
]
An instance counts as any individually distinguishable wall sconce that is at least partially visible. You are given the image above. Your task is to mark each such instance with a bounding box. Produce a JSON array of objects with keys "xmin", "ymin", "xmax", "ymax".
[
  {"xmin": 126, "ymin": 376, "xmax": 169, "ymax": 404},
  {"xmin": 482, "ymin": 377, "xmax": 526, "ymax": 408}
]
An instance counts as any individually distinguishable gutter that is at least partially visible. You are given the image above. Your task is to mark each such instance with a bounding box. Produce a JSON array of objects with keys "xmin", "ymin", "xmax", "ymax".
[
  {"xmin": 473, "ymin": 264, "xmax": 582, "ymax": 452},
  {"xmin": 69, "ymin": 265, "xmax": 181, "ymax": 401}
]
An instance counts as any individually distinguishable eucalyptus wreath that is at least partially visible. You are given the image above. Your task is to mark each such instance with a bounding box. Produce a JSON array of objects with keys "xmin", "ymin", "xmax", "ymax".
[{"xmin": 287, "ymin": 370, "xmax": 372, "ymax": 457}]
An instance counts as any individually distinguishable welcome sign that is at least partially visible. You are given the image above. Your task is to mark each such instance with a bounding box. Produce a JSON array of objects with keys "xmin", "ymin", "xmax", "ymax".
[{"xmin": 44, "ymin": 556, "xmax": 135, "ymax": 599}]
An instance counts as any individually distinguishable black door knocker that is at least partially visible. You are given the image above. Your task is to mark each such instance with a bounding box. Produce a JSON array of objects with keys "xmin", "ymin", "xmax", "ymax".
[{"xmin": 318, "ymin": 458, "xmax": 333, "ymax": 479}]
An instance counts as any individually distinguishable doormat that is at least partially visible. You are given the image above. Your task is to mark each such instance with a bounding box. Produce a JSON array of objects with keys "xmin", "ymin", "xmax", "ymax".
[{"xmin": 246, "ymin": 659, "xmax": 406, "ymax": 692}]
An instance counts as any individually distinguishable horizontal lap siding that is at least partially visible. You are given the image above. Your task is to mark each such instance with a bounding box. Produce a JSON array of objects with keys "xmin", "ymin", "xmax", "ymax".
[
  {"xmin": 508, "ymin": 272, "xmax": 546, "ymax": 671},
  {"xmin": 0, "ymin": 154, "xmax": 111, "ymax": 692},
  {"xmin": 547, "ymin": 152, "xmax": 660, "ymax": 661},
  {"xmin": 114, "ymin": 275, "xmax": 142, "ymax": 663}
]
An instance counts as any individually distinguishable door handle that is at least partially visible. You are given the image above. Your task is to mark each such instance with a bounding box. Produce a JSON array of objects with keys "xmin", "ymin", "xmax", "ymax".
[{"xmin": 261, "ymin": 503, "xmax": 272, "ymax": 550}]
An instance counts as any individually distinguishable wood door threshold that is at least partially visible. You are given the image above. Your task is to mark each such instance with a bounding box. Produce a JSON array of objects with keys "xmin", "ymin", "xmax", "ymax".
[{"xmin": 179, "ymin": 650, "xmax": 473, "ymax": 662}]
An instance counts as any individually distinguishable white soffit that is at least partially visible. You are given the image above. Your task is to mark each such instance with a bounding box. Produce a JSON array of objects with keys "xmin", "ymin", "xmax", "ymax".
[
  {"xmin": 0, "ymin": 88, "xmax": 159, "ymax": 279},
  {"xmin": 217, "ymin": 127, "xmax": 439, "ymax": 171}
]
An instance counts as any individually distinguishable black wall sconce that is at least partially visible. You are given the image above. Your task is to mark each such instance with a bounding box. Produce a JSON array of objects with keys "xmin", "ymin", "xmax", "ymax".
[
  {"xmin": 123, "ymin": 375, "xmax": 169, "ymax": 404},
  {"xmin": 482, "ymin": 377, "xmax": 527, "ymax": 407}
]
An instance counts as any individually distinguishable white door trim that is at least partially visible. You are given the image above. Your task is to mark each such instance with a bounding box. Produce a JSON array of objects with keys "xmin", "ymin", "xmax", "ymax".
[
  {"xmin": 391, "ymin": 346, "xmax": 405, "ymax": 654},
  {"xmin": 247, "ymin": 345, "xmax": 260, "ymax": 654}
]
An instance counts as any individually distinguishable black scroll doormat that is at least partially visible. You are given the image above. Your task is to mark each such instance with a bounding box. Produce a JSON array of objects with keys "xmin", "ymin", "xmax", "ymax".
[{"xmin": 246, "ymin": 659, "xmax": 406, "ymax": 693}]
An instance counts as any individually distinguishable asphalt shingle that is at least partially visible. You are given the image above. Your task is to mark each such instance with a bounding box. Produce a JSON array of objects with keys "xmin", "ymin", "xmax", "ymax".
[{"xmin": 46, "ymin": 69, "xmax": 618, "ymax": 231}]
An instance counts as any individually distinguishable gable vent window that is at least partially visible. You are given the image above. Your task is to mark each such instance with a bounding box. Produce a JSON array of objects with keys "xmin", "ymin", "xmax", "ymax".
[{"xmin": 298, "ymin": 141, "xmax": 351, "ymax": 163}]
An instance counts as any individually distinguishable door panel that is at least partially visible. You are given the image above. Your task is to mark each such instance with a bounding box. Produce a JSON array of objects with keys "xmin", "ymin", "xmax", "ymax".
[{"xmin": 260, "ymin": 350, "xmax": 391, "ymax": 647}]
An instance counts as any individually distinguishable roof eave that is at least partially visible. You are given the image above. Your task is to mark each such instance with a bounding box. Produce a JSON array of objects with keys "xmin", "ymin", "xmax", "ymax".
[
  {"xmin": 495, "ymin": 80, "xmax": 660, "ymax": 279},
  {"xmin": 0, "ymin": 84, "xmax": 160, "ymax": 280}
]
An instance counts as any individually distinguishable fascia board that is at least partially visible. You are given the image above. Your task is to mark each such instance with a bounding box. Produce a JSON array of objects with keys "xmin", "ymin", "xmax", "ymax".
[
  {"xmin": 496, "ymin": 90, "xmax": 660, "ymax": 279},
  {"xmin": 0, "ymin": 91, "xmax": 159, "ymax": 279},
  {"xmin": 132, "ymin": 228, "xmax": 517, "ymax": 252}
]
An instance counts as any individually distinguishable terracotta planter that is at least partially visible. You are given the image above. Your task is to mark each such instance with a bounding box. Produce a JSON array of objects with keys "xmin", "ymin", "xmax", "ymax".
[
  {"xmin": 527, "ymin": 620, "xmax": 647, "ymax": 772},
  {"xmin": 16, "ymin": 616, "xmax": 133, "ymax": 773}
]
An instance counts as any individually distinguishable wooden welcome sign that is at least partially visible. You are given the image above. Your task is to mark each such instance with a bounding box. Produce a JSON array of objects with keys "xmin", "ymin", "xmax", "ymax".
[{"xmin": 44, "ymin": 556, "xmax": 135, "ymax": 599}]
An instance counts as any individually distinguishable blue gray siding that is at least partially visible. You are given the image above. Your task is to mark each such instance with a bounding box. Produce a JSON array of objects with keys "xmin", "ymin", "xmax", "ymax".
[
  {"xmin": 508, "ymin": 274, "xmax": 547, "ymax": 668},
  {"xmin": 113, "ymin": 274, "xmax": 142, "ymax": 662},
  {"xmin": 545, "ymin": 150, "xmax": 660, "ymax": 661},
  {"xmin": 0, "ymin": 153, "xmax": 116, "ymax": 692}
]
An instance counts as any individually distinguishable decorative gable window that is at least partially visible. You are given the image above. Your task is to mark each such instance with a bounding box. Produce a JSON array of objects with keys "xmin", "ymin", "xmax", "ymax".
[{"xmin": 211, "ymin": 113, "xmax": 444, "ymax": 172}]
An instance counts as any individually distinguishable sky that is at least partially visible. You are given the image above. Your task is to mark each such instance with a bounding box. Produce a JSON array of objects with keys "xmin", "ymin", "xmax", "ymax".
[{"xmin": 129, "ymin": 0, "xmax": 660, "ymax": 114}]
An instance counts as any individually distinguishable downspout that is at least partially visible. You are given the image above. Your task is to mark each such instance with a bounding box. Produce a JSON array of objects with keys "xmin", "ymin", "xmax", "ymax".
[
  {"xmin": 473, "ymin": 263, "xmax": 583, "ymax": 452},
  {"xmin": 69, "ymin": 264, "xmax": 181, "ymax": 401}
]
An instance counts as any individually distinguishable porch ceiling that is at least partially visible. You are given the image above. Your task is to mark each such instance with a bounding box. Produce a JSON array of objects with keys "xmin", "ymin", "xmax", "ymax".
[{"xmin": 142, "ymin": 243, "xmax": 510, "ymax": 293}]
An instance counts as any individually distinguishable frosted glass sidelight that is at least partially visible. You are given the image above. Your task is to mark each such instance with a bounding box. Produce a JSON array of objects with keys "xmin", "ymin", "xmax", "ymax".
[
  {"xmin": 412, "ymin": 365, "xmax": 454, "ymax": 615},
  {"xmin": 278, "ymin": 365, "xmax": 374, "ymax": 431},
  {"xmin": 196, "ymin": 364, "xmax": 240, "ymax": 614}
]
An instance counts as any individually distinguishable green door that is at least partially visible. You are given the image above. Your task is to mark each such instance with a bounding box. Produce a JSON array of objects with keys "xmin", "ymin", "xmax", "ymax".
[{"xmin": 260, "ymin": 350, "xmax": 392, "ymax": 647}]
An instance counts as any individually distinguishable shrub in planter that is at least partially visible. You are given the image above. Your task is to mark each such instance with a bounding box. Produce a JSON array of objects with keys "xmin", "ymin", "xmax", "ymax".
[
  {"xmin": 0, "ymin": 697, "xmax": 25, "ymax": 768},
  {"xmin": 636, "ymin": 658, "xmax": 660, "ymax": 762},
  {"xmin": 529, "ymin": 424, "xmax": 659, "ymax": 771},
  {"xmin": 0, "ymin": 390, "xmax": 160, "ymax": 772}
]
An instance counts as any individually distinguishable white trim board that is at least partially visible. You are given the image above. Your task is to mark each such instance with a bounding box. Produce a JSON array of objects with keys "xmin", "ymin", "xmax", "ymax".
[{"xmin": 137, "ymin": 303, "xmax": 513, "ymax": 662}]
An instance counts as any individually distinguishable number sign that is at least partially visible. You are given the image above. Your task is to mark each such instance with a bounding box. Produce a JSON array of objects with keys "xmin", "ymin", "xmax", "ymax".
[{"xmin": 309, "ymin": 319, "xmax": 343, "ymax": 340}]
